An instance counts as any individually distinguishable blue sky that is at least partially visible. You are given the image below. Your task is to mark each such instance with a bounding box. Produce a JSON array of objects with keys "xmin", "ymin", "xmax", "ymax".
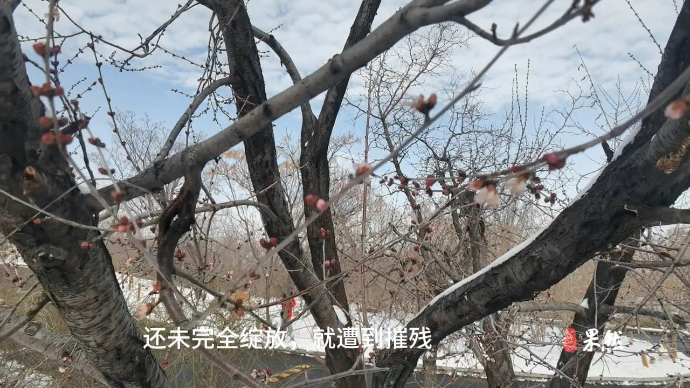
[{"xmin": 14, "ymin": 0, "xmax": 681, "ymax": 206}]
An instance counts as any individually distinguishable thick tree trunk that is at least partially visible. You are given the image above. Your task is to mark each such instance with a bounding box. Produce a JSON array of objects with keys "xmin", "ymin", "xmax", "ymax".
[
  {"xmin": 300, "ymin": 0, "xmax": 381, "ymax": 313},
  {"xmin": 0, "ymin": 3, "xmax": 167, "ymax": 387},
  {"xmin": 549, "ymin": 242, "xmax": 635, "ymax": 388},
  {"xmin": 211, "ymin": 1, "xmax": 365, "ymax": 386},
  {"xmin": 373, "ymin": 3, "xmax": 690, "ymax": 386},
  {"xmin": 466, "ymin": 199, "xmax": 515, "ymax": 387},
  {"xmin": 481, "ymin": 316, "xmax": 515, "ymax": 388},
  {"xmin": 422, "ymin": 344, "xmax": 437, "ymax": 388}
]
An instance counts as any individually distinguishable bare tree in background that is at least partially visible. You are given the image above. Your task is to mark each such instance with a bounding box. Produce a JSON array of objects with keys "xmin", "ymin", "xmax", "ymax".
[{"xmin": 1, "ymin": 0, "xmax": 690, "ymax": 387}]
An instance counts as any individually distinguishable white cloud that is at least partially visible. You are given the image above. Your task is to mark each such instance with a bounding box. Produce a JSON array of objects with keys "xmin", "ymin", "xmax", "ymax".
[
  {"xmin": 12, "ymin": 0, "xmax": 680, "ymax": 187},
  {"xmin": 15, "ymin": 0, "xmax": 676, "ymax": 110}
]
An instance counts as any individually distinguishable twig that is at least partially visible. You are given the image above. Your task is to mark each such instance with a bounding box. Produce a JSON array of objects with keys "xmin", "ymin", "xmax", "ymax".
[{"xmin": 0, "ymin": 292, "xmax": 50, "ymax": 342}]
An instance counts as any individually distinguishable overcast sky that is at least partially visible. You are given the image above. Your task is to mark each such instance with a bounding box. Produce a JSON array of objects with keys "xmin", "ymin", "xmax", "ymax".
[{"xmin": 13, "ymin": 0, "xmax": 681, "ymax": 204}]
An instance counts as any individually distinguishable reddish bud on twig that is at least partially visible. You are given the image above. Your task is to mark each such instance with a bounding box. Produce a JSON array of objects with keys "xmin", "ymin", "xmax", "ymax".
[
  {"xmin": 425, "ymin": 175, "xmax": 436, "ymax": 190},
  {"xmin": 33, "ymin": 42, "xmax": 46, "ymax": 55},
  {"xmin": 148, "ymin": 282, "xmax": 162, "ymax": 295},
  {"xmin": 41, "ymin": 133, "xmax": 55, "ymax": 144},
  {"xmin": 88, "ymin": 137, "xmax": 106, "ymax": 147},
  {"xmin": 467, "ymin": 180, "xmax": 485, "ymax": 191},
  {"xmin": 319, "ymin": 228, "xmax": 330, "ymax": 238},
  {"xmin": 38, "ymin": 117, "xmax": 53, "ymax": 129},
  {"xmin": 665, "ymin": 99, "xmax": 688, "ymax": 119},
  {"xmin": 542, "ymin": 153, "xmax": 567, "ymax": 171},
  {"xmin": 305, "ymin": 194, "xmax": 319, "ymax": 207},
  {"xmin": 410, "ymin": 94, "xmax": 438, "ymax": 116},
  {"xmin": 111, "ymin": 189, "xmax": 126, "ymax": 203}
]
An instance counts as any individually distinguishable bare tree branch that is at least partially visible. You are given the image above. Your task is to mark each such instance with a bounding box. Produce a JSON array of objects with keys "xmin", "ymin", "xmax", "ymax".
[
  {"xmin": 633, "ymin": 206, "xmax": 690, "ymax": 225},
  {"xmin": 84, "ymin": 0, "xmax": 526, "ymax": 210},
  {"xmin": 0, "ymin": 305, "xmax": 107, "ymax": 386},
  {"xmin": 154, "ymin": 76, "xmax": 236, "ymax": 164},
  {"xmin": 453, "ymin": 2, "xmax": 597, "ymax": 46},
  {"xmin": 0, "ymin": 292, "xmax": 49, "ymax": 342}
]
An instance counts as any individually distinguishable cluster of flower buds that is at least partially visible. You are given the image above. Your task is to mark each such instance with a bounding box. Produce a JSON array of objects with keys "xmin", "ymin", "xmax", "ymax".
[
  {"xmin": 324, "ymin": 258, "xmax": 337, "ymax": 268},
  {"xmin": 526, "ymin": 180, "xmax": 544, "ymax": 199},
  {"xmin": 305, "ymin": 194, "xmax": 328, "ymax": 212},
  {"xmin": 233, "ymin": 298, "xmax": 245, "ymax": 317},
  {"xmin": 410, "ymin": 93, "xmax": 438, "ymax": 117},
  {"xmin": 468, "ymin": 179, "xmax": 500, "ymax": 208},
  {"xmin": 32, "ymin": 42, "xmax": 61, "ymax": 56},
  {"xmin": 88, "ymin": 137, "xmax": 106, "ymax": 148},
  {"xmin": 148, "ymin": 281, "xmax": 162, "ymax": 295},
  {"xmin": 110, "ymin": 215, "xmax": 143, "ymax": 233},
  {"xmin": 352, "ymin": 163, "xmax": 373, "ymax": 184},
  {"xmin": 251, "ymin": 368, "xmax": 271, "ymax": 382},
  {"xmin": 110, "ymin": 189, "xmax": 126, "ymax": 204},
  {"xmin": 665, "ymin": 94, "xmax": 690, "ymax": 120},
  {"xmin": 80, "ymin": 241, "xmax": 95, "ymax": 250},
  {"xmin": 504, "ymin": 168, "xmax": 531, "ymax": 196},
  {"xmin": 31, "ymin": 82, "xmax": 64, "ymax": 98},
  {"xmin": 541, "ymin": 153, "xmax": 567, "ymax": 171},
  {"xmin": 318, "ymin": 228, "xmax": 330, "ymax": 239},
  {"xmin": 135, "ymin": 302, "xmax": 154, "ymax": 319},
  {"xmin": 425, "ymin": 175, "xmax": 436, "ymax": 196},
  {"xmin": 259, "ymin": 237, "xmax": 278, "ymax": 250},
  {"xmin": 41, "ymin": 131, "xmax": 73, "ymax": 145}
]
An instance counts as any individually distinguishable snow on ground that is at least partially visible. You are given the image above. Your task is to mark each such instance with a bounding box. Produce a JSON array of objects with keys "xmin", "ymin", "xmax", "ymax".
[
  {"xmin": 0, "ymin": 359, "xmax": 51, "ymax": 387},
  {"xmin": 115, "ymin": 272, "xmax": 689, "ymax": 382}
]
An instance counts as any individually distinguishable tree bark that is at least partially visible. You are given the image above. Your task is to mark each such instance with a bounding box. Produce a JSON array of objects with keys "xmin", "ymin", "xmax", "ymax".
[
  {"xmin": 549, "ymin": 242, "xmax": 635, "ymax": 388},
  {"xmin": 465, "ymin": 201, "xmax": 515, "ymax": 387},
  {"xmin": 210, "ymin": 1, "xmax": 367, "ymax": 386},
  {"xmin": 373, "ymin": 3, "xmax": 690, "ymax": 386},
  {"xmin": 0, "ymin": 3, "xmax": 168, "ymax": 387},
  {"xmin": 299, "ymin": 0, "xmax": 381, "ymax": 310},
  {"xmin": 422, "ymin": 344, "xmax": 437, "ymax": 388}
]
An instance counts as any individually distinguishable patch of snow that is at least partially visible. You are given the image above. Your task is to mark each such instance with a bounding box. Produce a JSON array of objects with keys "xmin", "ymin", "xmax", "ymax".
[
  {"xmin": 333, "ymin": 305, "xmax": 348, "ymax": 325},
  {"xmin": 568, "ymin": 168, "xmax": 604, "ymax": 206},
  {"xmin": 580, "ymin": 298, "xmax": 589, "ymax": 308},
  {"xmin": 0, "ymin": 359, "xmax": 52, "ymax": 387},
  {"xmin": 410, "ymin": 225, "xmax": 550, "ymax": 321},
  {"xmin": 76, "ymin": 180, "xmax": 92, "ymax": 194},
  {"xmin": 611, "ymin": 122, "xmax": 641, "ymax": 162}
]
